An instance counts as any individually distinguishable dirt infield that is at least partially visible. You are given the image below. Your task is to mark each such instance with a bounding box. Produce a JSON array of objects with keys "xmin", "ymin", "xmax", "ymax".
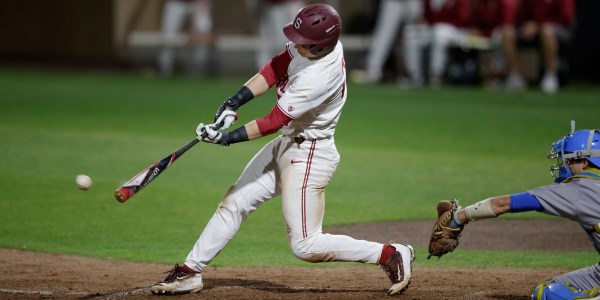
[{"xmin": 0, "ymin": 220, "xmax": 591, "ymax": 300}]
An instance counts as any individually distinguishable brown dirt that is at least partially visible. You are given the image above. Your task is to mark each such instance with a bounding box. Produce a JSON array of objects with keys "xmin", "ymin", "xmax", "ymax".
[{"xmin": 0, "ymin": 220, "xmax": 592, "ymax": 300}]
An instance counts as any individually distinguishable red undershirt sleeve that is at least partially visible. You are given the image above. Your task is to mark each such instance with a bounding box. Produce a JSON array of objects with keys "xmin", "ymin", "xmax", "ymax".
[
  {"xmin": 259, "ymin": 46, "xmax": 293, "ymax": 87},
  {"xmin": 255, "ymin": 105, "xmax": 293, "ymax": 137}
]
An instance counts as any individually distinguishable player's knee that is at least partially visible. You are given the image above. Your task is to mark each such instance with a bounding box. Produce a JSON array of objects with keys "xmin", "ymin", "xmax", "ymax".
[
  {"xmin": 289, "ymin": 240, "xmax": 319, "ymax": 262},
  {"xmin": 532, "ymin": 280, "xmax": 598, "ymax": 300},
  {"xmin": 540, "ymin": 24, "xmax": 555, "ymax": 37},
  {"xmin": 216, "ymin": 194, "xmax": 249, "ymax": 221},
  {"xmin": 289, "ymin": 235, "xmax": 333, "ymax": 263},
  {"xmin": 217, "ymin": 196, "xmax": 238, "ymax": 214},
  {"xmin": 290, "ymin": 247, "xmax": 318, "ymax": 262}
]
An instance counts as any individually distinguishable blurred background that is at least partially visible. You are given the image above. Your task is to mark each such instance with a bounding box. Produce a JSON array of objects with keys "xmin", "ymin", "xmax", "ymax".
[{"xmin": 0, "ymin": 0, "xmax": 598, "ymax": 84}]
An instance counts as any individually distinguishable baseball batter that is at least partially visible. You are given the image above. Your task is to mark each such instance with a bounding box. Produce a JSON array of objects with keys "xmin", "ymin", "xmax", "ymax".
[
  {"xmin": 150, "ymin": 3, "xmax": 414, "ymax": 296},
  {"xmin": 436, "ymin": 127, "xmax": 600, "ymax": 299}
]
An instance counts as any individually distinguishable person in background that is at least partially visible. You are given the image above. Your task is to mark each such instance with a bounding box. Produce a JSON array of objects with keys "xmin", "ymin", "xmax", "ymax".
[
  {"xmin": 351, "ymin": 0, "xmax": 423, "ymax": 84},
  {"xmin": 247, "ymin": 0, "xmax": 305, "ymax": 70},
  {"xmin": 402, "ymin": 0, "xmax": 471, "ymax": 87},
  {"xmin": 468, "ymin": 0, "xmax": 522, "ymax": 90},
  {"xmin": 157, "ymin": 0, "xmax": 213, "ymax": 76},
  {"xmin": 514, "ymin": 0, "xmax": 575, "ymax": 93}
]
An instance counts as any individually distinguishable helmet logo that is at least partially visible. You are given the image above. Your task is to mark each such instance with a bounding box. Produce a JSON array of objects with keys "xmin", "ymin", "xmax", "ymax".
[{"xmin": 294, "ymin": 18, "xmax": 302, "ymax": 29}]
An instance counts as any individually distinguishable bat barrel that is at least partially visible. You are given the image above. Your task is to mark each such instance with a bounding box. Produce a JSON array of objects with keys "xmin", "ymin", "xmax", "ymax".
[{"xmin": 114, "ymin": 137, "xmax": 200, "ymax": 203}]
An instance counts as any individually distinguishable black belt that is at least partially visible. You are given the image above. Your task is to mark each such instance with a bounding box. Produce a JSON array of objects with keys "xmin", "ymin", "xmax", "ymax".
[
  {"xmin": 290, "ymin": 136, "xmax": 333, "ymax": 144},
  {"xmin": 293, "ymin": 137, "xmax": 306, "ymax": 144}
]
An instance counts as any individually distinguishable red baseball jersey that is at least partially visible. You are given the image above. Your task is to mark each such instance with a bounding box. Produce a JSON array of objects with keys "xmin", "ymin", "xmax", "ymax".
[
  {"xmin": 518, "ymin": 0, "xmax": 575, "ymax": 26},
  {"xmin": 424, "ymin": 0, "xmax": 472, "ymax": 27},
  {"xmin": 471, "ymin": 0, "xmax": 519, "ymax": 37}
]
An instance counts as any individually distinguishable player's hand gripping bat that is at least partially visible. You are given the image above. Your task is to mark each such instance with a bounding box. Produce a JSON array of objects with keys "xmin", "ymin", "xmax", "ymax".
[{"xmin": 114, "ymin": 114, "xmax": 237, "ymax": 203}]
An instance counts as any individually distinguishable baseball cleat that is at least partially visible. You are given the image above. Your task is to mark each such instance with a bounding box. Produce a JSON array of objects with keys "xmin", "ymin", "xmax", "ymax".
[
  {"xmin": 150, "ymin": 264, "xmax": 203, "ymax": 295},
  {"xmin": 382, "ymin": 244, "xmax": 415, "ymax": 296}
]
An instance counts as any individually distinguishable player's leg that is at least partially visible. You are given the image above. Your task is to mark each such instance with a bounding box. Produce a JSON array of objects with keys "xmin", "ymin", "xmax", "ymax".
[
  {"xmin": 256, "ymin": 2, "xmax": 300, "ymax": 69},
  {"xmin": 190, "ymin": 0, "xmax": 212, "ymax": 34},
  {"xmin": 497, "ymin": 24, "xmax": 527, "ymax": 90},
  {"xmin": 185, "ymin": 137, "xmax": 282, "ymax": 271},
  {"xmin": 256, "ymin": 6, "xmax": 277, "ymax": 69},
  {"xmin": 538, "ymin": 23, "xmax": 560, "ymax": 93},
  {"xmin": 151, "ymin": 137, "xmax": 281, "ymax": 294},
  {"xmin": 402, "ymin": 23, "xmax": 430, "ymax": 87},
  {"xmin": 158, "ymin": 0, "xmax": 187, "ymax": 75},
  {"xmin": 363, "ymin": 0, "xmax": 404, "ymax": 83},
  {"xmin": 404, "ymin": 0, "xmax": 423, "ymax": 23},
  {"xmin": 278, "ymin": 138, "xmax": 414, "ymax": 295},
  {"xmin": 532, "ymin": 269, "xmax": 600, "ymax": 300},
  {"xmin": 535, "ymin": 263, "xmax": 600, "ymax": 299},
  {"xmin": 187, "ymin": 0, "xmax": 213, "ymax": 74},
  {"xmin": 429, "ymin": 23, "xmax": 466, "ymax": 86},
  {"xmin": 278, "ymin": 139, "xmax": 379, "ymax": 262}
]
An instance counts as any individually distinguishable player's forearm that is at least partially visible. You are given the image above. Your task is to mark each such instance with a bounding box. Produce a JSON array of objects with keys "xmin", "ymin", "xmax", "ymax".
[
  {"xmin": 455, "ymin": 195, "xmax": 511, "ymax": 224},
  {"xmin": 217, "ymin": 75, "xmax": 282, "ymax": 145},
  {"xmin": 244, "ymin": 120, "xmax": 262, "ymax": 140},
  {"xmin": 216, "ymin": 121, "xmax": 261, "ymax": 146},
  {"xmin": 230, "ymin": 119, "xmax": 273, "ymax": 142},
  {"xmin": 244, "ymin": 73, "xmax": 270, "ymax": 98},
  {"xmin": 220, "ymin": 74, "xmax": 269, "ymax": 113}
]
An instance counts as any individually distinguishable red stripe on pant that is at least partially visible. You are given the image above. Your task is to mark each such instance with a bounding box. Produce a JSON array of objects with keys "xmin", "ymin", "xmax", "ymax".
[{"xmin": 301, "ymin": 140, "xmax": 317, "ymax": 239}]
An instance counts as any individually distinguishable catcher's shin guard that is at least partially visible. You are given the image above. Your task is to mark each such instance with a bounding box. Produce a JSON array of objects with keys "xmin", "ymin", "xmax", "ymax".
[{"xmin": 532, "ymin": 280, "xmax": 599, "ymax": 300}]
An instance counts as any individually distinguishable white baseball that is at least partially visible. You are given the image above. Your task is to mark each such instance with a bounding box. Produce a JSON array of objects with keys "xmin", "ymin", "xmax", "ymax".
[{"xmin": 76, "ymin": 174, "xmax": 92, "ymax": 190}]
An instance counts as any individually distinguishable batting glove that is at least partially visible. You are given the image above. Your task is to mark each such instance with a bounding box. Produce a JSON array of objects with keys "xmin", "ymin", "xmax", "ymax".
[
  {"xmin": 214, "ymin": 97, "xmax": 240, "ymax": 123},
  {"xmin": 214, "ymin": 110, "xmax": 238, "ymax": 131},
  {"xmin": 196, "ymin": 123, "xmax": 223, "ymax": 144}
]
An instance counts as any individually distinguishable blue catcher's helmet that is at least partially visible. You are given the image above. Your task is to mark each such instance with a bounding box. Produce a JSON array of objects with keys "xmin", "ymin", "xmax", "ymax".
[{"xmin": 548, "ymin": 129, "xmax": 600, "ymax": 183}]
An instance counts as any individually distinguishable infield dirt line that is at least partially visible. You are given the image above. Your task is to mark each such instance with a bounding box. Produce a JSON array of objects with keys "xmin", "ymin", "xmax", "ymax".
[
  {"xmin": 213, "ymin": 285, "xmax": 384, "ymax": 292},
  {"xmin": 0, "ymin": 288, "xmax": 53, "ymax": 296}
]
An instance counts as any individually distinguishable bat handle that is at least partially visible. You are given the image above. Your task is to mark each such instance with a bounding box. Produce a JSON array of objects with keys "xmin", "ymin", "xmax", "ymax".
[
  {"xmin": 175, "ymin": 138, "xmax": 200, "ymax": 157},
  {"xmin": 213, "ymin": 113, "xmax": 238, "ymax": 131}
]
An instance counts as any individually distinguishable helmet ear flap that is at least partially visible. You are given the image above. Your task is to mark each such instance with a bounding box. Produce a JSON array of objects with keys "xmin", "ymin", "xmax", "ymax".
[
  {"xmin": 587, "ymin": 129, "xmax": 600, "ymax": 167},
  {"xmin": 308, "ymin": 35, "xmax": 338, "ymax": 55}
]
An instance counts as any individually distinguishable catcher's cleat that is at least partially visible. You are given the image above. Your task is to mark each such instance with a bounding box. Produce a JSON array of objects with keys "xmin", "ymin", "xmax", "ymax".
[
  {"xmin": 150, "ymin": 264, "xmax": 203, "ymax": 295},
  {"xmin": 382, "ymin": 244, "xmax": 415, "ymax": 296}
]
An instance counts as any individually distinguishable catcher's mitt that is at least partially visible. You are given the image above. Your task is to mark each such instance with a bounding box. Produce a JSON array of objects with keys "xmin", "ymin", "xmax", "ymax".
[{"xmin": 427, "ymin": 199, "xmax": 464, "ymax": 260}]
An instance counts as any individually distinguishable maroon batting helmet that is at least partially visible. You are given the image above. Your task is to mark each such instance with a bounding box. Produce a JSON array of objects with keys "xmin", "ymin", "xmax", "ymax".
[{"xmin": 283, "ymin": 4, "xmax": 342, "ymax": 56}]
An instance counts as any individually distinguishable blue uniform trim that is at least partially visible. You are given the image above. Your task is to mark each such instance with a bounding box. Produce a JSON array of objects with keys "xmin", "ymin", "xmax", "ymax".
[{"xmin": 510, "ymin": 192, "xmax": 543, "ymax": 212}]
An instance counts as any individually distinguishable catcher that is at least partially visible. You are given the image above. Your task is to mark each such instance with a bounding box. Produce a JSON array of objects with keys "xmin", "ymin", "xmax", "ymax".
[{"xmin": 428, "ymin": 124, "xmax": 600, "ymax": 300}]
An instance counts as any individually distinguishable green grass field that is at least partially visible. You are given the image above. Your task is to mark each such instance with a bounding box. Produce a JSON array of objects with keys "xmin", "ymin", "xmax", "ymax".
[{"xmin": 1, "ymin": 68, "xmax": 598, "ymax": 270}]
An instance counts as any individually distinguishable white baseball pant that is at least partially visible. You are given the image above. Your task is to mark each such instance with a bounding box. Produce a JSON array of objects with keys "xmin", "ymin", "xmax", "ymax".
[{"xmin": 184, "ymin": 135, "xmax": 384, "ymax": 272}]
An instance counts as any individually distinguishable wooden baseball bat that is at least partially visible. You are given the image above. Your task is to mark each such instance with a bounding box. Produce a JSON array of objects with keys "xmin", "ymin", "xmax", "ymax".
[{"xmin": 114, "ymin": 138, "xmax": 199, "ymax": 203}]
